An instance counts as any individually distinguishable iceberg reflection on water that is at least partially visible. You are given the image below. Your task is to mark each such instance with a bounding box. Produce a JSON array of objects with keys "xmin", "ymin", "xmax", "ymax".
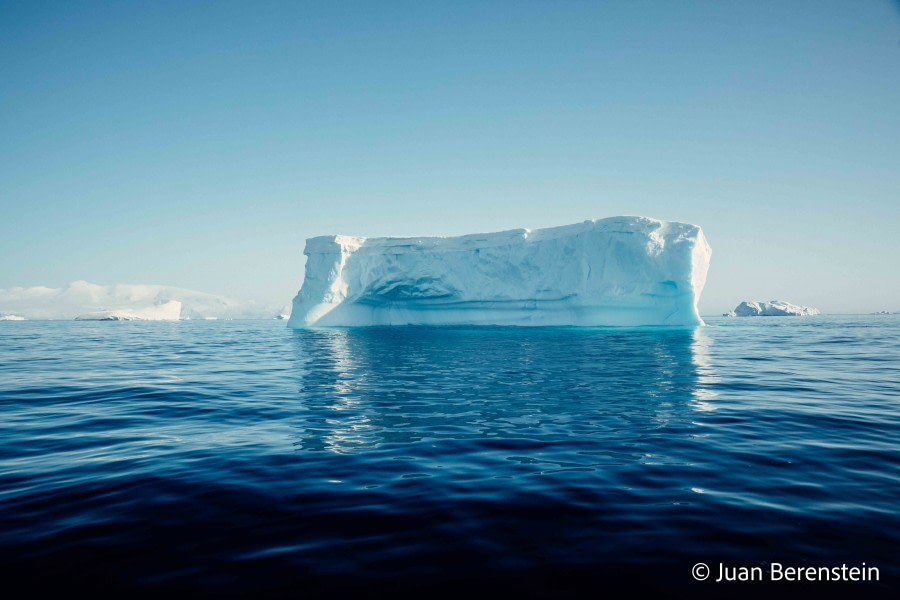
[{"xmin": 0, "ymin": 319, "xmax": 898, "ymax": 597}]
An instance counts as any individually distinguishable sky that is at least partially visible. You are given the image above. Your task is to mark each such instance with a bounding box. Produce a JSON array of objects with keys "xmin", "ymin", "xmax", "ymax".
[{"xmin": 1, "ymin": 0, "xmax": 898, "ymax": 315}]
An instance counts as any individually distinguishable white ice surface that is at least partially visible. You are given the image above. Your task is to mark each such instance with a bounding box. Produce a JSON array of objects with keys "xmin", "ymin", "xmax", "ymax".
[
  {"xmin": 289, "ymin": 216, "xmax": 711, "ymax": 327},
  {"xmin": 75, "ymin": 300, "xmax": 182, "ymax": 321},
  {"xmin": 0, "ymin": 281, "xmax": 277, "ymax": 320},
  {"xmin": 732, "ymin": 300, "xmax": 819, "ymax": 317}
]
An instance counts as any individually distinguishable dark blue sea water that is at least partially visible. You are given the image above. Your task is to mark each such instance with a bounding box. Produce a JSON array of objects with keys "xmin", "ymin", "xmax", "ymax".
[{"xmin": 1, "ymin": 317, "xmax": 898, "ymax": 597}]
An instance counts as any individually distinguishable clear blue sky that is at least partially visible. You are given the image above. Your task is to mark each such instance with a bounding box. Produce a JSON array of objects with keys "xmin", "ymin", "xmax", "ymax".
[{"xmin": 1, "ymin": 1, "xmax": 898, "ymax": 314}]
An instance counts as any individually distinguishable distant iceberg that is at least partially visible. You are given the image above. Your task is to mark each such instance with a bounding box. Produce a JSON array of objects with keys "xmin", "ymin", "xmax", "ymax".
[
  {"xmin": 289, "ymin": 216, "xmax": 711, "ymax": 327},
  {"xmin": 729, "ymin": 300, "xmax": 819, "ymax": 317},
  {"xmin": 0, "ymin": 314, "xmax": 25, "ymax": 321},
  {"xmin": 75, "ymin": 300, "xmax": 182, "ymax": 321},
  {"xmin": 0, "ymin": 281, "xmax": 278, "ymax": 320}
]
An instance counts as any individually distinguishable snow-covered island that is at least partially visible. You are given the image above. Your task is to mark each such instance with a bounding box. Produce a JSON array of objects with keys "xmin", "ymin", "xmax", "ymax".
[
  {"xmin": 75, "ymin": 301, "xmax": 182, "ymax": 321},
  {"xmin": 0, "ymin": 281, "xmax": 279, "ymax": 320},
  {"xmin": 289, "ymin": 216, "xmax": 711, "ymax": 327},
  {"xmin": 726, "ymin": 300, "xmax": 819, "ymax": 317}
]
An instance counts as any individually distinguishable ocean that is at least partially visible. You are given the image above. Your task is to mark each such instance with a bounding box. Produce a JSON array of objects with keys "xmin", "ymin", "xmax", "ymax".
[{"xmin": 1, "ymin": 316, "xmax": 897, "ymax": 597}]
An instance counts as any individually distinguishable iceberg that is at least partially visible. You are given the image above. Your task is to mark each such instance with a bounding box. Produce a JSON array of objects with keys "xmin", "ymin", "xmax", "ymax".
[
  {"xmin": 731, "ymin": 300, "xmax": 819, "ymax": 317},
  {"xmin": 74, "ymin": 300, "xmax": 182, "ymax": 321},
  {"xmin": 0, "ymin": 314, "xmax": 26, "ymax": 321},
  {"xmin": 288, "ymin": 216, "xmax": 711, "ymax": 327}
]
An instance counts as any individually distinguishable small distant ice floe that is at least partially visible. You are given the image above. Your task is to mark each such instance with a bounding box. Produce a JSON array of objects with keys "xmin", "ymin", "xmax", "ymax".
[
  {"xmin": 75, "ymin": 300, "xmax": 182, "ymax": 321},
  {"xmin": 725, "ymin": 300, "xmax": 819, "ymax": 317},
  {"xmin": 0, "ymin": 314, "xmax": 26, "ymax": 321},
  {"xmin": 274, "ymin": 313, "xmax": 290, "ymax": 320}
]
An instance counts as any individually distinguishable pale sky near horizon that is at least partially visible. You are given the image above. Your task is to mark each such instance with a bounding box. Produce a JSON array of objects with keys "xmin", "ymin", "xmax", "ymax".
[{"xmin": 2, "ymin": 1, "xmax": 898, "ymax": 314}]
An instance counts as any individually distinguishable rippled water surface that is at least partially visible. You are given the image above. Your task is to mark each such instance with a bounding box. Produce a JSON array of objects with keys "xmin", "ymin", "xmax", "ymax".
[{"xmin": 1, "ymin": 317, "xmax": 898, "ymax": 596}]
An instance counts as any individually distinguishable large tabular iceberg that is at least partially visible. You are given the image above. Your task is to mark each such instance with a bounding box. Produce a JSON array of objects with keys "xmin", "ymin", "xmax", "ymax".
[{"xmin": 288, "ymin": 216, "xmax": 711, "ymax": 327}]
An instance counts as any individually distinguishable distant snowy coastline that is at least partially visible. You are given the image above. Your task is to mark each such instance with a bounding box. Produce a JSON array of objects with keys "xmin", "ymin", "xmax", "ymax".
[
  {"xmin": 0, "ymin": 281, "xmax": 279, "ymax": 320},
  {"xmin": 75, "ymin": 300, "xmax": 182, "ymax": 321}
]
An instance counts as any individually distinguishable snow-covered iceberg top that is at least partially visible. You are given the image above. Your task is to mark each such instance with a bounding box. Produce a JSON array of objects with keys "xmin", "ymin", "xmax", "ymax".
[
  {"xmin": 0, "ymin": 314, "xmax": 26, "ymax": 321},
  {"xmin": 289, "ymin": 216, "xmax": 711, "ymax": 327},
  {"xmin": 75, "ymin": 300, "xmax": 182, "ymax": 321},
  {"xmin": 730, "ymin": 300, "xmax": 819, "ymax": 317}
]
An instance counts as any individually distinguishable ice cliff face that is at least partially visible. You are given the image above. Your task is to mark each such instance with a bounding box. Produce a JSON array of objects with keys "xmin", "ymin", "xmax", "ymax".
[
  {"xmin": 731, "ymin": 300, "xmax": 819, "ymax": 317},
  {"xmin": 288, "ymin": 216, "xmax": 711, "ymax": 327}
]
